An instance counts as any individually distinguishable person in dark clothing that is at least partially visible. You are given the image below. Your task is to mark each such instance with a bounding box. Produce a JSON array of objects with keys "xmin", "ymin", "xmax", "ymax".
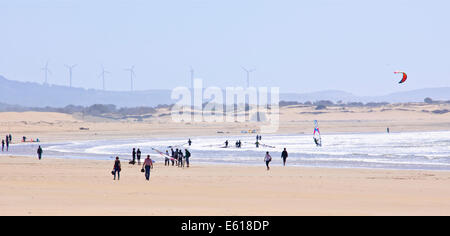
[
  {"xmin": 281, "ymin": 148, "xmax": 288, "ymax": 166},
  {"xmin": 5, "ymin": 137, "xmax": 9, "ymax": 151},
  {"xmin": 131, "ymin": 148, "xmax": 136, "ymax": 165},
  {"xmin": 255, "ymin": 141, "xmax": 260, "ymax": 148},
  {"xmin": 37, "ymin": 146, "xmax": 43, "ymax": 160},
  {"xmin": 185, "ymin": 149, "xmax": 191, "ymax": 168},
  {"xmin": 1, "ymin": 139, "xmax": 4, "ymax": 152},
  {"xmin": 225, "ymin": 140, "xmax": 229, "ymax": 148},
  {"xmin": 174, "ymin": 149, "xmax": 179, "ymax": 166},
  {"xmin": 136, "ymin": 148, "xmax": 142, "ymax": 165},
  {"xmin": 178, "ymin": 150, "xmax": 184, "ymax": 167},
  {"xmin": 170, "ymin": 148, "xmax": 175, "ymax": 166},
  {"xmin": 8, "ymin": 134, "xmax": 12, "ymax": 143},
  {"xmin": 113, "ymin": 157, "xmax": 121, "ymax": 180},
  {"xmin": 188, "ymin": 139, "xmax": 192, "ymax": 146}
]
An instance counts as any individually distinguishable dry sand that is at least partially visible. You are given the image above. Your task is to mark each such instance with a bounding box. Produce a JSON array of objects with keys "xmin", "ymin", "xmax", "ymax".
[{"xmin": 1, "ymin": 156, "xmax": 450, "ymax": 216}]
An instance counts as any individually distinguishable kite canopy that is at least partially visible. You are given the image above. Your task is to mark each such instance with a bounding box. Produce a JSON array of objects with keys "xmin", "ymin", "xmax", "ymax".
[{"xmin": 394, "ymin": 71, "xmax": 407, "ymax": 84}]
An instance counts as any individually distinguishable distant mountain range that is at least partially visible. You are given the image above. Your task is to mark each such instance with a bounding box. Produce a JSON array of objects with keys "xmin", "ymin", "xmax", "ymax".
[{"xmin": 0, "ymin": 75, "xmax": 449, "ymax": 108}]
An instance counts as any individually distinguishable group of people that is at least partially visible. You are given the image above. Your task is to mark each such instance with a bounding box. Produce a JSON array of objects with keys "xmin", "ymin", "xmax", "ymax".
[
  {"xmin": 111, "ymin": 149, "xmax": 153, "ymax": 181},
  {"xmin": 2, "ymin": 134, "xmax": 12, "ymax": 152},
  {"xmin": 113, "ymin": 144, "xmax": 193, "ymax": 181},
  {"xmin": 264, "ymin": 148, "xmax": 289, "ymax": 170},
  {"xmin": 166, "ymin": 148, "xmax": 191, "ymax": 168}
]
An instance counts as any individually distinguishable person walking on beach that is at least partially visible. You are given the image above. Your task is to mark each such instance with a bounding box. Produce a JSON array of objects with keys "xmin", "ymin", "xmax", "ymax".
[
  {"xmin": 9, "ymin": 134, "xmax": 12, "ymax": 143},
  {"xmin": 281, "ymin": 148, "xmax": 288, "ymax": 166},
  {"xmin": 1, "ymin": 139, "xmax": 4, "ymax": 152},
  {"xmin": 113, "ymin": 157, "xmax": 121, "ymax": 180},
  {"xmin": 142, "ymin": 155, "xmax": 153, "ymax": 181},
  {"xmin": 185, "ymin": 149, "xmax": 191, "ymax": 168},
  {"xmin": 264, "ymin": 152, "xmax": 272, "ymax": 171},
  {"xmin": 225, "ymin": 140, "xmax": 229, "ymax": 148},
  {"xmin": 37, "ymin": 146, "xmax": 43, "ymax": 160},
  {"xmin": 136, "ymin": 148, "xmax": 142, "ymax": 165},
  {"xmin": 188, "ymin": 139, "xmax": 192, "ymax": 146}
]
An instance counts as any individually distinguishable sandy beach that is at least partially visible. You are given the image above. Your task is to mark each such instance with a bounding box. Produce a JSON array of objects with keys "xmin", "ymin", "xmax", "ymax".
[
  {"xmin": 0, "ymin": 104, "xmax": 449, "ymax": 216},
  {"xmin": 1, "ymin": 155, "xmax": 450, "ymax": 216}
]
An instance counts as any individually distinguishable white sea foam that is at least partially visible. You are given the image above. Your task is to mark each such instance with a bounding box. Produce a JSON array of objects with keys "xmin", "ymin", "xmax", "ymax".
[{"xmin": 5, "ymin": 131, "xmax": 450, "ymax": 170}]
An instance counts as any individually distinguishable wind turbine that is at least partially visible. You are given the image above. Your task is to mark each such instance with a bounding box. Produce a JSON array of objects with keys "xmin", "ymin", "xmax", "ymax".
[
  {"xmin": 190, "ymin": 66, "xmax": 195, "ymax": 90},
  {"xmin": 124, "ymin": 66, "xmax": 136, "ymax": 92},
  {"xmin": 241, "ymin": 66, "xmax": 255, "ymax": 88},
  {"xmin": 99, "ymin": 65, "xmax": 110, "ymax": 91},
  {"xmin": 64, "ymin": 64, "xmax": 77, "ymax": 88},
  {"xmin": 41, "ymin": 61, "xmax": 52, "ymax": 84}
]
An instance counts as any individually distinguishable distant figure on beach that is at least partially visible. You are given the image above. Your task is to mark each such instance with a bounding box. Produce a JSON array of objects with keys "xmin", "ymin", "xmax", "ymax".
[
  {"xmin": 281, "ymin": 148, "xmax": 288, "ymax": 166},
  {"xmin": 1, "ymin": 139, "xmax": 4, "ymax": 152},
  {"xmin": 264, "ymin": 152, "xmax": 272, "ymax": 170},
  {"xmin": 175, "ymin": 148, "xmax": 179, "ymax": 166},
  {"xmin": 136, "ymin": 148, "xmax": 141, "ymax": 165},
  {"xmin": 142, "ymin": 155, "xmax": 153, "ymax": 181},
  {"xmin": 37, "ymin": 146, "xmax": 43, "ymax": 160},
  {"xmin": 113, "ymin": 157, "xmax": 121, "ymax": 181},
  {"xmin": 185, "ymin": 149, "xmax": 191, "ymax": 168},
  {"xmin": 165, "ymin": 150, "xmax": 170, "ymax": 166},
  {"xmin": 178, "ymin": 150, "xmax": 184, "ymax": 167},
  {"xmin": 170, "ymin": 148, "xmax": 175, "ymax": 166},
  {"xmin": 387, "ymin": 128, "xmax": 390, "ymax": 134},
  {"xmin": 188, "ymin": 139, "xmax": 192, "ymax": 146},
  {"xmin": 255, "ymin": 140, "xmax": 260, "ymax": 148},
  {"xmin": 23, "ymin": 136, "xmax": 27, "ymax": 142},
  {"xmin": 131, "ymin": 148, "xmax": 136, "ymax": 165},
  {"xmin": 225, "ymin": 140, "xmax": 229, "ymax": 148},
  {"xmin": 9, "ymin": 134, "xmax": 12, "ymax": 143},
  {"xmin": 5, "ymin": 136, "xmax": 9, "ymax": 151}
]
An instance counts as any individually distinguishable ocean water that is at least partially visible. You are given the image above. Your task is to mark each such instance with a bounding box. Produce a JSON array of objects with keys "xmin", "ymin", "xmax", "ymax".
[{"xmin": 3, "ymin": 131, "xmax": 450, "ymax": 171}]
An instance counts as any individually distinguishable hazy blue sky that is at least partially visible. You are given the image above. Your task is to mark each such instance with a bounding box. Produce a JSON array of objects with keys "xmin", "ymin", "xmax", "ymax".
[{"xmin": 1, "ymin": 0, "xmax": 449, "ymax": 95}]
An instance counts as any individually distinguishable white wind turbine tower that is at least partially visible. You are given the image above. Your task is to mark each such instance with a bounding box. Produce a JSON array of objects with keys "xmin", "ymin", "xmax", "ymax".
[
  {"xmin": 124, "ymin": 66, "xmax": 136, "ymax": 92},
  {"xmin": 41, "ymin": 61, "xmax": 52, "ymax": 85},
  {"xmin": 190, "ymin": 66, "xmax": 195, "ymax": 90},
  {"xmin": 241, "ymin": 66, "xmax": 255, "ymax": 88},
  {"xmin": 64, "ymin": 64, "xmax": 77, "ymax": 88},
  {"xmin": 99, "ymin": 65, "xmax": 110, "ymax": 91}
]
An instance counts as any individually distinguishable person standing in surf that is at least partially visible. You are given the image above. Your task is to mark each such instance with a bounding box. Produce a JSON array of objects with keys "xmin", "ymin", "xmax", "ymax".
[
  {"xmin": 136, "ymin": 148, "xmax": 142, "ymax": 165},
  {"xmin": 264, "ymin": 152, "xmax": 272, "ymax": 170},
  {"xmin": 281, "ymin": 148, "xmax": 288, "ymax": 166},
  {"xmin": 5, "ymin": 136, "xmax": 9, "ymax": 151},
  {"xmin": 130, "ymin": 148, "xmax": 136, "ymax": 165},
  {"xmin": 142, "ymin": 155, "xmax": 153, "ymax": 181},
  {"xmin": 113, "ymin": 157, "xmax": 121, "ymax": 181},
  {"xmin": 37, "ymin": 146, "xmax": 43, "ymax": 160}
]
